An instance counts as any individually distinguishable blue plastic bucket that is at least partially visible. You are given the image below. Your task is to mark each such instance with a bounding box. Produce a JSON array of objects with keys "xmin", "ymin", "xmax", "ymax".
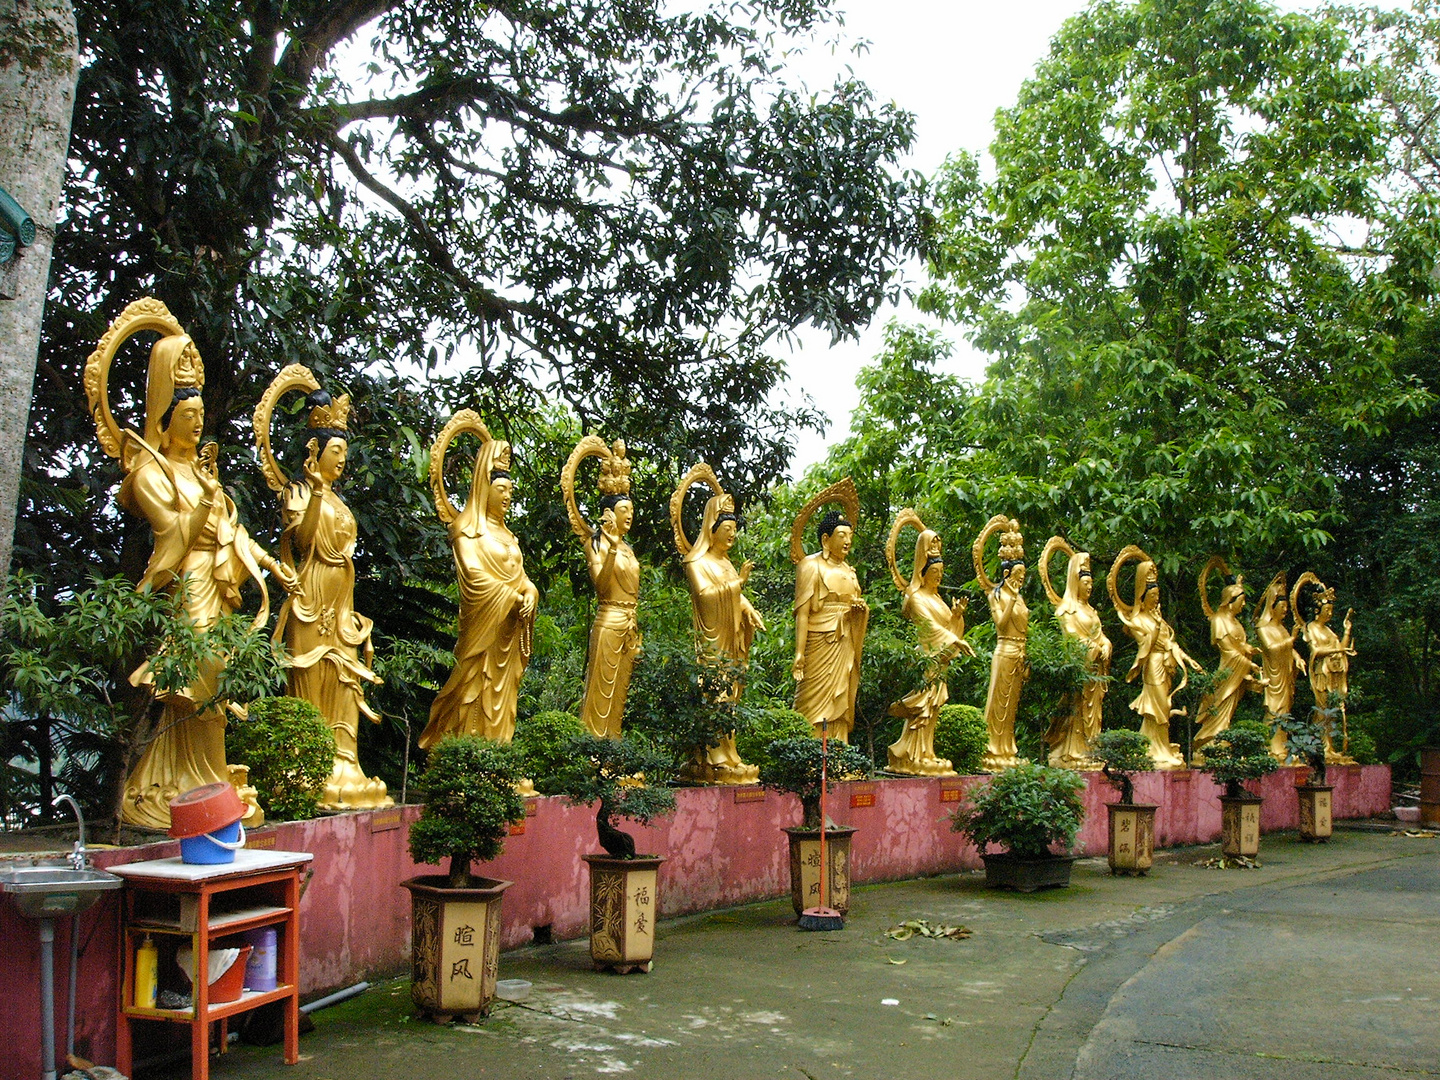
[{"xmin": 179, "ymin": 820, "xmax": 245, "ymax": 865}]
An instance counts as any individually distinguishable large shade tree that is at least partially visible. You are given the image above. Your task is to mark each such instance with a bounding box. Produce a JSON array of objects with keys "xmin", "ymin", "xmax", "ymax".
[{"xmin": 17, "ymin": 0, "xmax": 919, "ymax": 590}]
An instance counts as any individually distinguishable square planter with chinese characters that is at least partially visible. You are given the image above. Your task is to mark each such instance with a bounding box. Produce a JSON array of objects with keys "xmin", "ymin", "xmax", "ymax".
[
  {"xmin": 584, "ymin": 854, "xmax": 664, "ymax": 974},
  {"xmin": 1106, "ymin": 803, "xmax": 1157, "ymax": 875},
  {"xmin": 401, "ymin": 875, "xmax": 511, "ymax": 1022},
  {"xmin": 1219, "ymin": 794, "xmax": 1263, "ymax": 858},
  {"xmin": 1297, "ymin": 784, "xmax": 1333, "ymax": 842},
  {"xmin": 784, "ymin": 825, "xmax": 856, "ymax": 916}
]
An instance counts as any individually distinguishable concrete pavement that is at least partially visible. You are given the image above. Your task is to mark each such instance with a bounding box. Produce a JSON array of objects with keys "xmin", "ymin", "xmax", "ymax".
[{"xmin": 182, "ymin": 826, "xmax": 1439, "ymax": 1080}]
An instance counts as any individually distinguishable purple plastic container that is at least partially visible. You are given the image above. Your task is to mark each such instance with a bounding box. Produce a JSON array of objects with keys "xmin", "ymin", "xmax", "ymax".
[{"xmin": 243, "ymin": 926, "xmax": 278, "ymax": 991}]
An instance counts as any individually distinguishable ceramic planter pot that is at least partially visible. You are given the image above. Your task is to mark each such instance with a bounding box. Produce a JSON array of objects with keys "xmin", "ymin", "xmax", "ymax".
[
  {"xmin": 584, "ymin": 854, "xmax": 665, "ymax": 974},
  {"xmin": 981, "ymin": 852, "xmax": 1075, "ymax": 892},
  {"xmin": 401, "ymin": 875, "xmax": 511, "ymax": 1022},
  {"xmin": 1106, "ymin": 803, "xmax": 1157, "ymax": 875},
  {"xmin": 784, "ymin": 826, "xmax": 856, "ymax": 916},
  {"xmin": 1296, "ymin": 784, "xmax": 1333, "ymax": 842},
  {"xmin": 1219, "ymin": 794, "xmax": 1263, "ymax": 857}
]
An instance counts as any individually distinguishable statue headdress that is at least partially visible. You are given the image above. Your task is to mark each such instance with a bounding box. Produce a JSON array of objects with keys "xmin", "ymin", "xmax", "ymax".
[
  {"xmin": 563, "ymin": 435, "xmax": 633, "ymax": 546},
  {"xmin": 1254, "ymin": 571, "xmax": 1288, "ymax": 626},
  {"xmin": 1108, "ymin": 544, "xmax": 1157, "ymax": 620},
  {"xmin": 1198, "ymin": 556, "xmax": 1245, "ymax": 620},
  {"xmin": 429, "ymin": 409, "xmax": 499, "ymax": 535},
  {"xmin": 789, "ymin": 477, "xmax": 860, "ymax": 564},
  {"xmin": 85, "ymin": 298, "xmax": 200, "ymax": 470},
  {"xmin": 1291, "ymin": 571, "xmax": 1334, "ymax": 626},
  {"xmin": 252, "ymin": 365, "xmax": 322, "ymax": 492},
  {"xmin": 973, "ymin": 514, "xmax": 1024, "ymax": 592},
  {"xmin": 671, "ymin": 462, "xmax": 734, "ymax": 564},
  {"xmin": 308, "ymin": 393, "xmax": 351, "ymax": 433},
  {"xmin": 1040, "ymin": 535, "xmax": 1093, "ymax": 617},
  {"xmin": 886, "ymin": 508, "xmax": 941, "ymax": 594}
]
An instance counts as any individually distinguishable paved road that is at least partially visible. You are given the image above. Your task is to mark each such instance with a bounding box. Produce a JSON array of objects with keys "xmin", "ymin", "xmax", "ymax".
[{"xmin": 203, "ymin": 827, "xmax": 1438, "ymax": 1080}]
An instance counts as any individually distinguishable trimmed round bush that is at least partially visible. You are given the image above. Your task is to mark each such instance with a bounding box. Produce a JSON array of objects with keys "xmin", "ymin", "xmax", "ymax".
[
  {"xmin": 950, "ymin": 762, "xmax": 1086, "ymax": 858},
  {"xmin": 512, "ymin": 710, "xmax": 587, "ymax": 795},
  {"xmin": 735, "ymin": 704, "xmax": 812, "ymax": 773},
  {"xmin": 409, "ymin": 736, "xmax": 526, "ymax": 887},
  {"xmin": 935, "ymin": 704, "xmax": 988, "ymax": 775},
  {"xmin": 228, "ymin": 696, "xmax": 335, "ymax": 821}
]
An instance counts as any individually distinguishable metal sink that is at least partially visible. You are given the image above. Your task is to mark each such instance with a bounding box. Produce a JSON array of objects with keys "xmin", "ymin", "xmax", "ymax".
[{"xmin": 0, "ymin": 863, "xmax": 123, "ymax": 918}]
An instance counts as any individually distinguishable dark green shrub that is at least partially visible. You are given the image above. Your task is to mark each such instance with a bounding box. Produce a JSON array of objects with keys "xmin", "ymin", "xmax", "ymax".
[
  {"xmin": 935, "ymin": 704, "xmax": 988, "ymax": 775},
  {"xmin": 624, "ymin": 631, "xmax": 753, "ymax": 774},
  {"xmin": 949, "ymin": 762, "xmax": 1086, "ymax": 858},
  {"xmin": 1346, "ymin": 725, "xmax": 1378, "ymax": 766},
  {"xmin": 408, "ymin": 737, "xmax": 526, "ymax": 887},
  {"xmin": 734, "ymin": 704, "xmax": 811, "ymax": 773},
  {"xmin": 511, "ymin": 710, "xmax": 586, "ymax": 795},
  {"xmin": 228, "ymin": 697, "xmax": 335, "ymax": 821},
  {"xmin": 550, "ymin": 734, "xmax": 677, "ymax": 857},
  {"xmin": 1196, "ymin": 719, "xmax": 1279, "ymax": 796},
  {"xmin": 1089, "ymin": 728, "xmax": 1154, "ymax": 805},
  {"xmin": 758, "ymin": 736, "xmax": 873, "ymax": 827}
]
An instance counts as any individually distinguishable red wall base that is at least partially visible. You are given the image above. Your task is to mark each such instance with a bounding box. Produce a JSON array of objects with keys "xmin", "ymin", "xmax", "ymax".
[{"xmin": 0, "ymin": 764, "xmax": 1391, "ymax": 1079}]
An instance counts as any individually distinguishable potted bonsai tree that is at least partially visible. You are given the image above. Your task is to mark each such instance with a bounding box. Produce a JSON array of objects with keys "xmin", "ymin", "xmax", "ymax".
[
  {"xmin": 551, "ymin": 734, "xmax": 677, "ymax": 973},
  {"xmin": 759, "ymin": 736, "xmax": 872, "ymax": 917},
  {"xmin": 1090, "ymin": 728, "xmax": 1158, "ymax": 875},
  {"xmin": 403, "ymin": 736, "xmax": 527, "ymax": 1022},
  {"xmin": 1271, "ymin": 711, "xmax": 1333, "ymax": 842},
  {"xmin": 949, "ymin": 762, "xmax": 1086, "ymax": 891},
  {"xmin": 1194, "ymin": 719, "xmax": 1279, "ymax": 859}
]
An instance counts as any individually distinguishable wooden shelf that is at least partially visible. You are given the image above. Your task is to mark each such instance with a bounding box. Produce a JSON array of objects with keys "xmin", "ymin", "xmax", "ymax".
[{"xmin": 115, "ymin": 852, "xmax": 311, "ymax": 1080}]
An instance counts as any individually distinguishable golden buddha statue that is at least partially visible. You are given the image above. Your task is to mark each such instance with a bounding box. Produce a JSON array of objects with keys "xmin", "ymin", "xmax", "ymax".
[
  {"xmin": 1254, "ymin": 572, "xmax": 1306, "ymax": 760},
  {"xmin": 1108, "ymin": 546, "xmax": 1199, "ymax": 769},
  {"xmin": 1039, "ymin": 536, "xmax": 1111, "ymax": 769},
  {"xmin": 884, "ymin": 510, "xmax": 973, "ymax": 775},
  {"xmin": 419, "ymin": 412, "xmax": 538, "ymax": 770},
  {"xmin": 974, "ymin": 515, "xmax": 1029, "ymax": 772},
  {"xmin": 790, "ymin": 478, "xmax": 867, "ymax": 743},
  {"xmin": 1292, "ymin": 572, "xmax": 1357, "ymax": 764},
  {"xmin": 1193, "ymin": 557, "xmax": 1262, "ymax": 760},
  {"xmin": 85, "ymin": 299, "xmax": 297, "ymax": 829},
  {"xmin": 253, "ymin": 366, "xmax": 391, "ymax": 810},
  {"xmin": 670, "ymin": 463, "xmax": 764, "ymax": 784},
  {"xmin": 564, "ymin": 436, "xmax": 641, "ymax": 738}
]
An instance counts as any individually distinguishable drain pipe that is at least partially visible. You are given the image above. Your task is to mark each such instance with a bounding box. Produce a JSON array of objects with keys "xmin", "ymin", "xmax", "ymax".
[
  {"xmin": 38, "ymin": 918, "xmax": 56, "ymax": 1080},
  {"xmin": 301, "ymin": 981, "xmax": 369, "ymax": 1014}
]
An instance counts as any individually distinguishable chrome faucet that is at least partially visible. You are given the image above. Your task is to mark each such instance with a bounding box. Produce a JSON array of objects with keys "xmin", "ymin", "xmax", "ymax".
[{"xmin": 52, "ymin": 795, "xmax": 88, "ymax": 871}]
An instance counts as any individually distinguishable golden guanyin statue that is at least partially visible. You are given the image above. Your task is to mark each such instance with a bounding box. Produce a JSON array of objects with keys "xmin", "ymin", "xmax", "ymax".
[
  {"xmin": 1193, "ymin": 557, "xmax": 1262, "ymax": 760},
  {"xmin": 1292, "ymin": 572, "xmax": 1357, "ymax": 764},
  {"xmin": 1039, "ymin": 536, "xmax": 1111, "ymax": 769},
  {"xmin": 790, "ymin": 478, "xmax": 868, "ymax": 743},
  {"xmin": 254, "ymin": 367, "xmax": 391, "ymax": 810},
  {"xmin": 85, "ymin": 299, "xmax": 296, "ymax": 829},
  {"xmin": 1109, "ymin": 546, "xmax": 1200, "ymax": 769},
  {"xmin": 670, "ymin": 463, "xmax": 764, "ymax": 784},
  {"xmin": 419, "ymin": 412, "xmax": 538, "ymax": 771},
  {"xmin": 883, "ymin": 510, "xmax": 973, "ymax": 775},
  {"xmin": 564, "ymin": 436, "xmax": 641, "ymax": 738},
  {"xmin": 1254, "ymin": 572, "xmax": 1306, "ymax": 760},
  {"xmin": 973, "ymin": 515, "xmax": 1029, "ymax": 771}
]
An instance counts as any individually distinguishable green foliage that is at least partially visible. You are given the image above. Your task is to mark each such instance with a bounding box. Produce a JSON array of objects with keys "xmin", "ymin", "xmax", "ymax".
[
  {"xmin": 950, "ymin": 762, "xmax": 1087, "ymax": 859},
  {"xmin": 511, "ymin": 711, "xmax": 587, "ymax": 796},
  {"xmin": 227, "ymin": 697, "xmax": 335, "ymax": 821},
  {"xmin": 1, "ymin": 572, "xmax": 285, "ymax": 827},
  {"xmin": 550, "ymin": 734, "xmax": 678, "ymax": 834},
  {"xmin": 1197, "ymin": 719, "xmax": 1280, "ymax": 797},
  {"xmin": 935, "ymin": 704, "xmax": 988, "ymax": 776},
  {"xmin": 1089, "ymin": 729, "xmax": 1155, "ymax": 804},
  {"xmin": 758, "ymin": 736, "xmax": 873, "ymax": 828},
  {"xmin": 733, "ymin": 704, "xmax": 811, "ymax": 775},
  {"xmin": 1018, "ymin": 614, "xmax": 1091, "ymax": 761},
  {"xmin": 1271, "ymin": 712, "xmax": 1328, "ymax": 784},
  {"xmin": 408, "ymin": 737, "xmax": 526, "ymax": 887}
]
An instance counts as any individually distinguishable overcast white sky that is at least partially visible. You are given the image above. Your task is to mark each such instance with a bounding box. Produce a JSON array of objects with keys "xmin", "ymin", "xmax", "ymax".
[{"xmin": 775, "ymin": 0, "xmax": 1309, "ymax": 473}]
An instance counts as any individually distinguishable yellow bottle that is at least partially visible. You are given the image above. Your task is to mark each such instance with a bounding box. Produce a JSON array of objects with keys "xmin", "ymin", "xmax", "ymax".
[{"xmin": 134, "ymin": 934, "xmax": 158, "ymax": 1009}]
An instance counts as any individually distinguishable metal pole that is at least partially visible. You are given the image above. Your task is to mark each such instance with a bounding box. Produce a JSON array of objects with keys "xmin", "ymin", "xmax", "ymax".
[{"xmin": 38, "ymin": 917, "xmax": 56, "ymax": 1080}]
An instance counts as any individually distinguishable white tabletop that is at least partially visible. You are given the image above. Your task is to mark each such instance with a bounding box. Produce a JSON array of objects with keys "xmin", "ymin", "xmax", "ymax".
[{"xmin": 109, "ymin": 849, "xmax": 313, "ymax": 882}]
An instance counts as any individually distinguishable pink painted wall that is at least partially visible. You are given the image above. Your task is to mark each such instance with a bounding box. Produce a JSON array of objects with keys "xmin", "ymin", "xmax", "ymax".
[{"xmin": 0, "ymin": 765, "xmax": 1390, "ymax": 1080}]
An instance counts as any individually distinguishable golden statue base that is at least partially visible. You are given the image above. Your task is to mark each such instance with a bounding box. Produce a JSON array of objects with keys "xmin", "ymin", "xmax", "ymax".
[
  {"xmin": 885, "ymin": 748, "xmax": 957, "ymax": 777},
  {"xmin": 319, "ymin": 758, "xmax": 394, "ymax": 811}
]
